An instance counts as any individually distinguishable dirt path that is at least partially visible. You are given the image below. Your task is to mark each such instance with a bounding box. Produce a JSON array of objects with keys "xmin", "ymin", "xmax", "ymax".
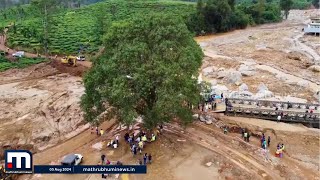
[{"xmin": 165, "ymin": 123, "xmax": 282, "ymax": 180}]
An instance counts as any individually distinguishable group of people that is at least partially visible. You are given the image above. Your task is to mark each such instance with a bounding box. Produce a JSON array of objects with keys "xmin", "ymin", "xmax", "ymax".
[
  {"xmin": 241, "ymin": 128, "xmax": 251, "ymax": 142},
  {"xmin": 260, "ymin": 133, "xmax": 271, "ymax": 149},
  {"xmin": 99, "ymin": 154, "xmax": 123, "ymax": 179},
  {"xmin": 275, "ymin": 143, "xmax": 285, "ymax": 158},
  {"xmin": 91, "ymin": 126, "xmax": 105, "ymax": 136},
  {"xmin": 124, "ymin": 127, "xmax": 162, "ymax": 166},
  {"xmin": 106, "ymin": 135, "xmax": 120, "ymax": 149},
  {"xmin": 125, "ymin": 130, "xmax": 157, "ymax": 156}
]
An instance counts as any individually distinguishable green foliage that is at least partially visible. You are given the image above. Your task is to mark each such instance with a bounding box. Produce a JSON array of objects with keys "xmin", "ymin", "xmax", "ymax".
[
  {"xmin": 313, "ymin": 0, "xmax": 320, "ymax": 8},
  {"xmin": 81, "ymin": 13, "xmax": 203, "ymax": 128},
  {"xmin": 280, "ymin": 0, "xmax": 293, "ymax": 19},
  {"xmin": 188, "ymin": 0, "xmax": 281, "ymax": 35},
  {"xmin": 0, "ymin": 56, "xmax": 47, "ymax": 71},
  {"xmin": 2, "ymin": 0, "xmax": 195, "ymax": 55}
]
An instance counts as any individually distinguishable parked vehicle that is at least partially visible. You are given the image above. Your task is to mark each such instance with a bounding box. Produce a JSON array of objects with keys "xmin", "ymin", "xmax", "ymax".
[
  {"xmin": 76, "ymin": 55, "xmax": 85, "ymax": 61},
  {"xmin": 12, "ymin": 51, "xmax": 25, "ymax": 58},
  {"xmin": 61, "ymin": 154, "xmax": 83, "ymax": 166}
]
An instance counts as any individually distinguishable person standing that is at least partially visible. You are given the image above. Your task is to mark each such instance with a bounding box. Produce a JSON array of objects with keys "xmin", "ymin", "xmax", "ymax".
[
  {"xmin": 148, "ymin": 154, "xmax": 152, "ymax": 164},
  {"xmin": 96, "ymin": 126, "xmax": 99, "ymax": 135},
  {"xmin": 100, "ymin": 129, "xmax": 104, "ymax": 136},
  {"xmin": 277, "ymin": 115, "xmax": 281, "ymax": 123},
  {"xmin": 247, "ymin": 132, "xmax": 250, "ymax": 142},
  {"xmin": 267, "ymin": 136, "xmax": 271, "ymax": 147},
  {"xmin": 243, "ymin": 132, "xmax": 248, "ymax": 141},
  {"xmin": 133, "ymin": 146, "xmax": 137, "ymax": 155},
  {"xmin": 143, "ymin": 153, "xmax": 148, "ymax": 165},
  {"xmin": 101, "ymin": 154, "xmax": 106, "ymax": 165},
  {"xmin": 224, "ymin": 126, "xmax": 228, "ymax": 134},
  {"xmin": 124, "ymin": 132, "xmax": 129, "ymax": 142},
  {"xmin": 116, "ymin": 135, "xmax": 119, "ymax": 144}
]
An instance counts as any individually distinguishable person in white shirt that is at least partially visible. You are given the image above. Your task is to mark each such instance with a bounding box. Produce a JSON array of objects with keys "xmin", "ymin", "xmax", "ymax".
[{"xmin": 277, "ymin": 115, "xmax": 281, "ymax": 123}]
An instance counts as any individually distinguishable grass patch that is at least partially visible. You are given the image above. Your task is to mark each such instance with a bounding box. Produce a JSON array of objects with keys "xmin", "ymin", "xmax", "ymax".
[{"xmin": 0, "ymin": 55, "xmax": 47, "ymax": 72}]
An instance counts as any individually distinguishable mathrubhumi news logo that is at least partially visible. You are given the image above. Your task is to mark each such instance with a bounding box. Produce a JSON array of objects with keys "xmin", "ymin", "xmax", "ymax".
[
  {"xmin": 3, "ymin": 150, "xmax": 147, "ymax": 174},
  {"xmin": 4, "ymin": 150, "xmax": 33, "ymax": 174}
]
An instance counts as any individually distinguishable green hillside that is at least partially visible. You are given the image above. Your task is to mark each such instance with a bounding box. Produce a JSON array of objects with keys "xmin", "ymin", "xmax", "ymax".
[{"xmin": 1, "ymin": 0, "xmax": 196, "ymax": 56}]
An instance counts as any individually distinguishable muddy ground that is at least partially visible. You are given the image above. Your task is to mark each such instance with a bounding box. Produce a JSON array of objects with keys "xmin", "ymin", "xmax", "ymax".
[
  {"xmin": 197, "ymin": 9, "xmax": 320, "ymax": 102},
  {"xmin": 0, "ymin": 9, "xmax": 319, "ymax": 180},
  {"xmin": 0, "ymin": 61, "xmax": 88, "ymax": 154}
]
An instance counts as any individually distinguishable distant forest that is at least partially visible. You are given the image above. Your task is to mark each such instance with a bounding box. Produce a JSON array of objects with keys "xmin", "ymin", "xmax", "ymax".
[{"xmin": 0, "ymin": 0, "xmax": 105, "ymax": 9}]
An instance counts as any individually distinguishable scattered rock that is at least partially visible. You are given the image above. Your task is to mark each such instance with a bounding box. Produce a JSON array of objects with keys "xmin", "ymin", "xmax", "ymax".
[
  {"xmin": 241, "ymin": 71, "xmax": 256, "ymax": 76},
  {"xmin": 217, "ymin": 71, "xmax": 227, "ymax": 79},
  {"xmin": 217, "ymin": 67, "xmax": 225, "ymax": 72},
  {"xmin": 209, "ymin": 79, "xmax": 217, "ymax": 86},
  {"xmin": 223, "ymin": 70, "xmax": 242, "ymax": 85},
  {"xmin": 229, "ymin": 91, "xmax": 253, "ymax": 98},
  {"xmin": 177, "ymin": 139, "xmax": 186, "ymax": 142},
  {"xmin": 276, "ymin": 74, "xmax": 288, "ymax": 81},
  {"xmin": 309, "ymin": 65, "xmax": 320, "ymax": 72},
  {"xmin": 256, "ymin": 44, "xmax": 267, "ymax": 50},
  {"xmin": 192, "ymin": 114, "xmax": 199, "ymax": 120},
  {"xmin": 206, "ymin": 162, "xmax": 213, "ymax": 167},
  {"xmin": 257, "ymin": 83, "xmax": 268, "ymax": 92},
  {"xmin": 287, "ymin": 51, "xmax": 304, "ymax": 61},
  {"xmin": 202, "ymin": 66, "xmax": 216, "ymax": 77},
  {"xmin": 211, "ymin": 85, "xmax": 229, "ymax": 95},
  {"xmin": 262, "ymin": 173, "xmax": 267, "ymax": 177},
  {"xmin": 199, "ymin": 115, "xmax": 206, "ymax": 122},
  {"xmin": 255, "ymin": 90, "xmax": 274, "ymax": 99},
  {"xmin": 297, "ymin": 80, "xmax": 309, "ymax": 88},
  {"xmin": 205, "ymin": 119, "xmax": 213, "ymax": 125},
  {"xmin": 239, "ymin": 83, "xmax": 249, "ymax": 91}
]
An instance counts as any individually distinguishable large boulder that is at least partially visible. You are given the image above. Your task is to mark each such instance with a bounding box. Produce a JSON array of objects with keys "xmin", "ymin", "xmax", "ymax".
[
  {"xmin": 309, "ymin": 65, "xmax": 320, "ymax": 72},
  {"xmin": 239, "ymin": 83, "xmax": 249, "ymax": 91},
  {"xmin": 202, "ymin": 66, "xmax": 217, "ymax": 77},
  {"xmin": 224, "ymin": 70, "xmax": 242, "ymax": 85},
  {"xmin": 297, "ymin": 80, "xmax": 309, "ymax": 88},
  {"xmin": 241, "ymin": 71, "xmax": 256, "ymax": 77},
  {"xmin": 217, "ymin": 71, "xmax": 227, "ymax": 79},
  {"xmin": 209, "ymin": 79, "xmax": 217, "ymax": 86},
  {"xmin": 257, "ymin": 83, "xmax": 268, "ymax": 92},
  {"xmin": 254, "ymin": 90, "xmax": 274, "ymax": 99},
  {"xmin": 211, "ymin": 84, "xmax": 229, "ymax": 95}
]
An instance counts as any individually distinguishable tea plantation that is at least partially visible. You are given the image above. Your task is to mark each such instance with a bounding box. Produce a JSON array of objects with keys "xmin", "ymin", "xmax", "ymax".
[{"xmin": 2, "ymin": 0, "xmax": 196, "ymax": 56}]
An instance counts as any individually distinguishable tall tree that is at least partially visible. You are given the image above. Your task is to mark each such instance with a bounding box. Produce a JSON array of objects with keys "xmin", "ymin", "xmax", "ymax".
[
  {"xmin": 81, "ymin": 13, "xmax": 203, "ymax": 129},
  {"xmin": 204, "ymin": 0, "xmax": 232, "ymax": 32},
  {"xmin": 312, "ymin": 0, "xmax": 319, "ymax": 9},
  {"xmin": 257, "ymin": 0, "xmax": 266, "ymax": 23},
  {"xmin": 280, "ymin": 0, "xmax": 293, "ymax": 19},
  {"xmin": 31, "ymin": 0, "xmax": 60, "ymax": 58}
]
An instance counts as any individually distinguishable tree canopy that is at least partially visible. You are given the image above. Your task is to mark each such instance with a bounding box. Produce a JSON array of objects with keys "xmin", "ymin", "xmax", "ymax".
[
  {"xmin": 280, "ymin": 0, "xmax": 293, "ymax": 19},
  {"xmin": 81, "ymin": 13, "xmax": 203, "ymax": 129}
]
